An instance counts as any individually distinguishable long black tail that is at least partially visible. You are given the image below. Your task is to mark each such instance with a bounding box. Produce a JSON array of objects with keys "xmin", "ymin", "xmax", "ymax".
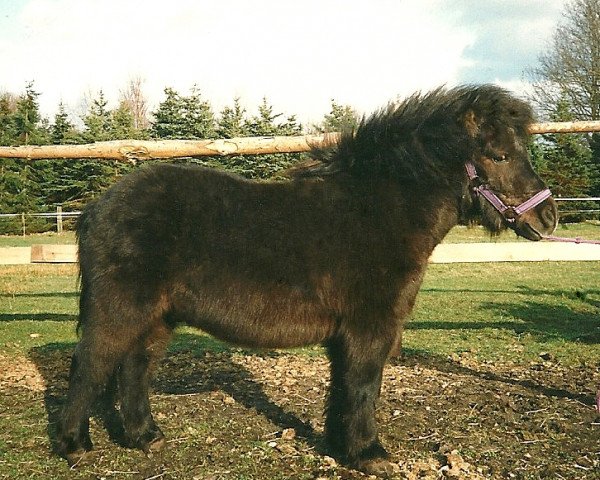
[{"xmin": 75, "ymin": 201, "xmax": 97, "ymax": 335}]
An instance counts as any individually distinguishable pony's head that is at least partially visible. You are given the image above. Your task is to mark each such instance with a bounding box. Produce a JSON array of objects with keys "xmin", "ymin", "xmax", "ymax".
[{"xmin": 459, "ymin": 86, "xmax": 558, "ymax": 240}]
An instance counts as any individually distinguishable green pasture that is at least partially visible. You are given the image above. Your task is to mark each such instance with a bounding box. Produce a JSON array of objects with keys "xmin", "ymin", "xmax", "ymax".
[
  {"xmin": 0, "ymin": 231, "xmax": 76, "ymax": 247},
  {"xmin": 1, "ymin": 223, "xmax": 599, "ymax": 363},
  {"xmin": 1, "ymin": 234, "xmax": 598, "ymax": 364}
]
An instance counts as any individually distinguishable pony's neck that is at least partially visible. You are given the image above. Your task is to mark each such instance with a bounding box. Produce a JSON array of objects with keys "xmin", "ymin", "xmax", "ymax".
[{"xmin": 342, "ymin": 173, "xmax": 465, "ymax": 258}]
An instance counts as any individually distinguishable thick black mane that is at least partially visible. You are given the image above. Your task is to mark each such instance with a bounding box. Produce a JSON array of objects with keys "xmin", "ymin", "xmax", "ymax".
[{"xmin": 299, "ymin": 85, "xmax": 534, "ymax": 180}]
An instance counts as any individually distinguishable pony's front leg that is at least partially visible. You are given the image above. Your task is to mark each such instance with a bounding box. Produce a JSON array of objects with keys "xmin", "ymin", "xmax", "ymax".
[{"xmin": 325, "ymin": 333, "xmax": 397, "ymax": 477}]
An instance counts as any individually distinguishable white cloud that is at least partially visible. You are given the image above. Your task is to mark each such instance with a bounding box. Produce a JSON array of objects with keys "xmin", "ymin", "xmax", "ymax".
[{"xmin": 0, "ymin": 0, "xmax": 566, "ymax": 124}]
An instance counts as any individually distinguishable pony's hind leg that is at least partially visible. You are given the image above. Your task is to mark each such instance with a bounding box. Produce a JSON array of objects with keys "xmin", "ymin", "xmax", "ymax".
[
  {"xmin": 118, "ymin": 322, "xmax": 172, "ymax": 454},
  {"xmin": 98, "ymin": 369, "xmax": 126, "ymax": 445},
  {"xmin": 58, "ymin": 333, "xmax": 126, "ymax": 466},
  {"xmin": 57, "ymin": 348, "xmax": 93, "ymax": 464},
  {"xmin": 58, "ymin": 291, "xmax": 158, "ymax": 465}
]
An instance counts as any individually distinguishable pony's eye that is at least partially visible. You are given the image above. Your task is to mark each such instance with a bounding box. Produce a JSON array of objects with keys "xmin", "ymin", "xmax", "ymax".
[{"xmin": 492, "ymin": 154, "xmax": 508, "ymax": 163}]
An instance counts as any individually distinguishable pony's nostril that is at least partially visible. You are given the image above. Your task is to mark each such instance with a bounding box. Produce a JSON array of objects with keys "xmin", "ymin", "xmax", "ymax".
[{"xmin": 542, "ymin": 203, "xmax": 558, "ymax": 229}]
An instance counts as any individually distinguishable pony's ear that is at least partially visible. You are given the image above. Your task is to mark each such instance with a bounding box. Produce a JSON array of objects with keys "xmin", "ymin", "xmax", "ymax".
[{"xmin": 463, "ymin": 110, "xmax": 480, "ymax": 137}]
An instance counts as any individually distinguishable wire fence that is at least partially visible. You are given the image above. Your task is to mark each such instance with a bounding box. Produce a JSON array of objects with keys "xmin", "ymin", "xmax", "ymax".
[
  {"xmin": 0, "ymin": 209, "xmax": 80, "ymax": 235},
  {"xmin": 1, "ymin": 199, "xmax": 599, "ymax": 235}
]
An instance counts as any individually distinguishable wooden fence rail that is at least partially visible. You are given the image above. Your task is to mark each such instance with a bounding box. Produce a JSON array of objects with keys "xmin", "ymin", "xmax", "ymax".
[
  {"xmin": 0, "ymin": 135, "xmax": 337, "ymax": 162},
  {"xmin": 1, "ymin": 121, "xmax": 600, "ymax": 162}
]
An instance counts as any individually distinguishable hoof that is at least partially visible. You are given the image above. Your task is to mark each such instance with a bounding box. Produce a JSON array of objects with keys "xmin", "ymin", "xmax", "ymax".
[
  {"xmin": 139, "ymin": 430, "xmax": 167, "ymax": 456},
  {"xmin": 57, "ymin": 434, "xmax": 93, "ymax": 468},
  {"xmin": 64, "ymin": 449, "xmax": 90, "ymax": 468},
  {"xmin": 144, "ymin": 435, "xmax": 167, "ymax": 455},
  {"xmin": 356, "ymin": 458, "xmax": 400, "ymax": 478}
]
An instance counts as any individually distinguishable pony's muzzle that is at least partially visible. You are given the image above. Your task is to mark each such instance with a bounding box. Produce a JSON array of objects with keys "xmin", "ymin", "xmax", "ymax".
[{"xmin": 515, "ymin": 198, "xmax": 559, "ymax": 241}]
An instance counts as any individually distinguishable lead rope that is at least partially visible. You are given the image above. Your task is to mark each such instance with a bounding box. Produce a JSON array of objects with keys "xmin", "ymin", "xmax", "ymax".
[{"xmin": 540, "ymin": 234, "xmax": 600, "ymax": 245}]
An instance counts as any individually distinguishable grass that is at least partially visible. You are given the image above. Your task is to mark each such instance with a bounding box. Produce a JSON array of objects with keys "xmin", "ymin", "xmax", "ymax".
[
  {"xmin": 0, "ymin": 231, "xmax": 76, "ymax": 247},
  {"xmin": 1, "ymin": 255, "xmax": 598, "ymax": 365},
  {"xmin": 409, "ymin": 261, "xmax": 599, "ymax": 363},
  {"xmin": 443, "ymin": 221, "xmax": 600, "ymax": 243}
]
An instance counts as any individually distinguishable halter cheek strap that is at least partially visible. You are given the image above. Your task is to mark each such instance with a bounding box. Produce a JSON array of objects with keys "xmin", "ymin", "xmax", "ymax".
[{"xmin": 465, "ymin": 162, "xmax": 552, "ymax": 223}]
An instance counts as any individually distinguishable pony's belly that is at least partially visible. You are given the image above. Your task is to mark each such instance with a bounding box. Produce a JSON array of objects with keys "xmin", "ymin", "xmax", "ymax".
[
  {"xmin": 172, "ymin": 285, "xmax": 336, "ymax": 349},
  {"xmin": 193, "ymin": 313, "xmax": 333, "ymax": 349}
]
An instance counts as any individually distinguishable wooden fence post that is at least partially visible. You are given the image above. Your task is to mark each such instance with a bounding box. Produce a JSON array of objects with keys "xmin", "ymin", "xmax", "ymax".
[{"xmin": 56, "ymin": 206, "xmax": 63, "ymax": 234}]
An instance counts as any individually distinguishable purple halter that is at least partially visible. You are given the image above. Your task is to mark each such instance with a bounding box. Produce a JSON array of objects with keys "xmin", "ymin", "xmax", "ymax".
[
  {"xmin": 465, "ymin": 162, "xmax": 552, "ymax": 224},
  {"xmin": 466, "ymin": 162, "xmax": 600, "ymax": 245}
]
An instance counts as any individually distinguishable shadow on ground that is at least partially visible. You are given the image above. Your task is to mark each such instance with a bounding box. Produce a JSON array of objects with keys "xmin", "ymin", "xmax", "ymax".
[
  {"xmin": 29, "ymin": 334, "xmax": 320, "ymax": 458},
  {"xmin": 412, "ymin": 286, "xmax": 599, "ymax": 343}
]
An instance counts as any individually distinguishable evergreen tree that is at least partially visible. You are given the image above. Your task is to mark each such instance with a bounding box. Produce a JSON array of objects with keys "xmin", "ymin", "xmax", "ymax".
[
  {"xmin": 36, "ymin": 100, "xmax": 134, "ymax": 214},
  {"xmin": 0, "ymin": 92, "xmax": 17, "ymax": 145},
  {"xmin": 0, "ymin": 160, "xmax": 36, "ymax": 210},
  {"xmin": 244, "ymin": 97, "xmax": 302, "ymax": 137},
  {"xmin": 217, "ymin": 97, "xmax": 248, "ymax": 138},
  {"xmin": 0, "ymin": 91, "xmax": 31, "ymax": 231},
  {"xmin": 30, "ymin": 159, "xmax": 133, "ymax": 211},
  {"xmin": 202, "ymin": 97, "xmax": 304, "ymax": 179},
  {"xmin": 13, "ymin": 82, "xmax": 47, "ymax": 145},
  {"xmin": 278, "ymin": 113, "xmax": 302, "ymax": 136},
  {"xmin": 83, "ymin": 91, "xmax": 112, "ymax": 141},
  {"xmin": 151, "ymin": 87, "xmax": 215, "ymax": 139},
  {"xmin": 110, "ymin": 101, "xmax": 137, "ymax": 139},
  {"xmin": 538, "ymin": 96, "xmax": 595, "ymax": 197},
  {"xmin": 183, "ymin": 86, "xmax": 215, "ymax": 139},
  {"xmin": 535, "ymin": 96, "xmax": 597, "ymax": 220},
  {"xmin": 51, "ymin": 103, "xmax": 78, "ymax": 144},
  {"xmin": 41, "ymin": 91, "xmax": 136, "ymax": 213},
  {"xmin": 0, "ymin": 83, "xmax": 51, "ymax": 232},
  {"xmin": 316, "ymin": 100, "xmax": 358, "ymax": 133},
  {"xmin": 233, "ymin": 97, "xmax": 303, "ymax": 178},
  {"xmin": 0, "ymin": 158, "xmax": 45, "ymax": 233},
  {"xmin": 245, "ymin": 97, "xmax": 281, "ymax": 136},
  {"xmin": 151, "ymin": 88, "xmax": 185, "ymax": 139}
]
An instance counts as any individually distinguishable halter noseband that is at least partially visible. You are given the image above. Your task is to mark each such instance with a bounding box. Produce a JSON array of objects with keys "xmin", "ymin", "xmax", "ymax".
[{"xmin": 465, "ymin": 162, "xmax": 552, "ymax": 224}]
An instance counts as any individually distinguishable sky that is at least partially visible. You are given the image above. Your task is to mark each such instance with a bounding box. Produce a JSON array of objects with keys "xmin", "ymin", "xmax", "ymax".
[{"xmin": 0, "ymin": 0, "xmax": 568, "ymax": 125}]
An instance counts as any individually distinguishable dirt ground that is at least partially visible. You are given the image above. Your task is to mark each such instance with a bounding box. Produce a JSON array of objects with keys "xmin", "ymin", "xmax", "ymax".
[{"xmin": 1, "ymin": 348, "xmax": 599, "ymax": 479}]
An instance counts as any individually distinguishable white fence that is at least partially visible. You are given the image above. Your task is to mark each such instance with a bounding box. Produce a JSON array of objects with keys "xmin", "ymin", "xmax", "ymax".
[
  {"xmin": 2, "ymin": 197, "xmax": 598, "ymax": 235},
  {"xmin": 0, "ymin": 208, "xmax": 81, "ymax": 235}
]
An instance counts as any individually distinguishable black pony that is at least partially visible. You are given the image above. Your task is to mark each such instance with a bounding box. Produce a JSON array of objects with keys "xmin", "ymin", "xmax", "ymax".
[{"xmin": 58, "ymin": 85, "xmax": 558, "ymax": 476}]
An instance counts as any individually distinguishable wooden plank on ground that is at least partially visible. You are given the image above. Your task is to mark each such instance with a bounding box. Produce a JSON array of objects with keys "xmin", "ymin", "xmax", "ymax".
[
  {"xmin": 429, "ymin": 242, "xmax": 600, "ymax": 263},
  {"xmin": 0, "ymin": 242, "xmax": 598, "ymax": 265},
  {"xmin": 30, "ymin": 244, "xmax": 77, "ymax": 263},
  {"xmin": 0, "ymin": 247, "xmax": 31, "ymax": 265}
]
